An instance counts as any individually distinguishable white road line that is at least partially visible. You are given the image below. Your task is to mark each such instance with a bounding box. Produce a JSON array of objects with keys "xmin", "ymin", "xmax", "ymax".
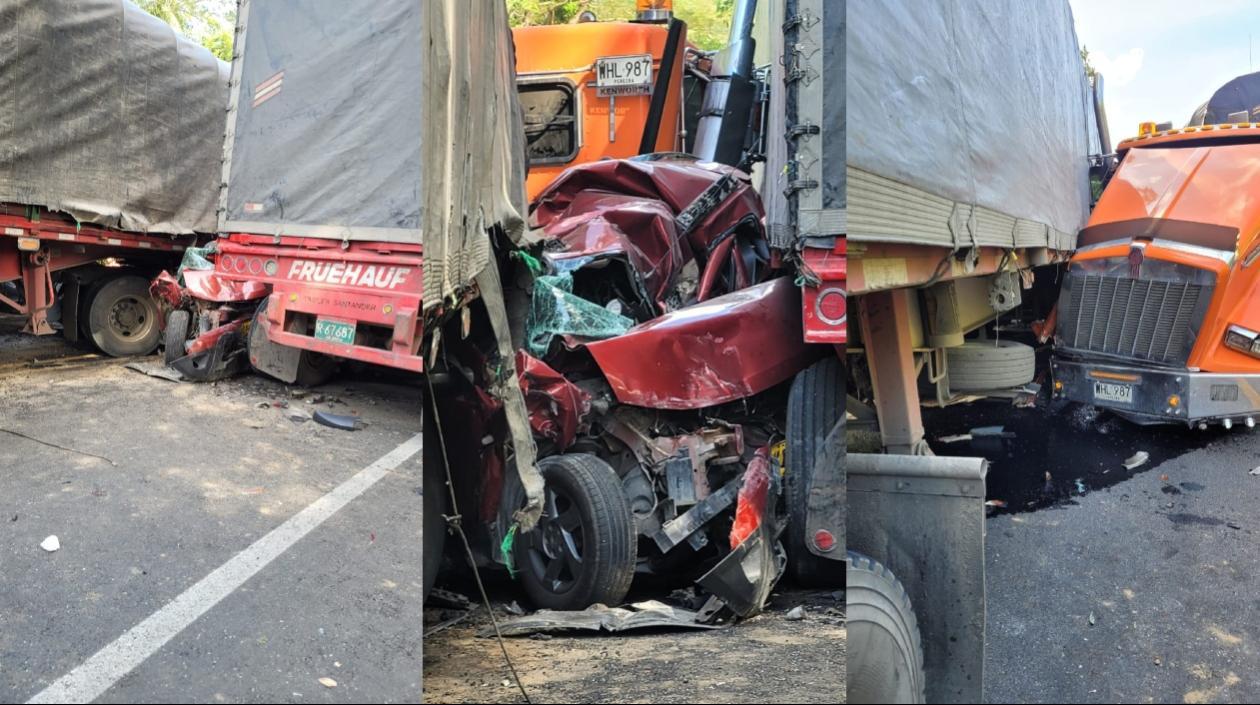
[{"xmin": 27, "ymin": 433, "xmax": 424, "ymax": 704}]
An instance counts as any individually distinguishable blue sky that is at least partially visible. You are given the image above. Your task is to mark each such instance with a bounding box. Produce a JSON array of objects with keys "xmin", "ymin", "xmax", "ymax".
[{"xmin": 1070, "ymin": 0, "xmax": 1260, "ymax": 144}]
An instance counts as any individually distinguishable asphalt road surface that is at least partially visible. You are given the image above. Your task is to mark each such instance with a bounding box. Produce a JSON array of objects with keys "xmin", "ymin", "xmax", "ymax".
[
  {"xmin": 985, "ymin": 420, "xmax": 1260, "ymax": 703},
  {"xmin": 0, "ymin": 323, "xmax": 424, "ymax": 703}
]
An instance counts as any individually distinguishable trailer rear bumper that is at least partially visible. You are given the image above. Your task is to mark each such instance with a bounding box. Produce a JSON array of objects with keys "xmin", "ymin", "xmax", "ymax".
[
  {"xmin": 260, "ymin": 289, "xmax": 424, "ymax": 373},
  {"xmin": 1051, "ymin": 356, "xmax": 1260, "ymax": 426}
]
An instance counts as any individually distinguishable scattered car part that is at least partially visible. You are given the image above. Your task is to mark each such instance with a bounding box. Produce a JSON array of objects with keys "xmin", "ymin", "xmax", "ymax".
[
  {"xmin": 312, "ymin": 411, "xmax": 361, "ymax": 431},
  {"xmin": 1123, "ymin": 451, "xmax": 1150, "ymax": 470},
  {"xmin": 485, "ymin": 600, "xmax": 721, "ymax": 637}
]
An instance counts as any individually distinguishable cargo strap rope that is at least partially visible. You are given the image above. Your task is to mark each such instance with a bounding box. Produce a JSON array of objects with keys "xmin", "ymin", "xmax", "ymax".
[{"xmin": 425, "ymin": 373, "xmax": 531, "ymax": 704}]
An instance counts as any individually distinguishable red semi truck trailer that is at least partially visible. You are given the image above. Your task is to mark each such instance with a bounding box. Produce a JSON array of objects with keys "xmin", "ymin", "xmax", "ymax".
[{"xmin": 0, "ymin": 0, "xmax": 227, "ymax": 355}]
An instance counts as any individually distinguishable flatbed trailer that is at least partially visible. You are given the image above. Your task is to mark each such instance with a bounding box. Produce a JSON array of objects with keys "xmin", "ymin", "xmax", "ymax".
[{"xmin": 0, "ymin": 204, "xmax": 195, "ymax": 353}]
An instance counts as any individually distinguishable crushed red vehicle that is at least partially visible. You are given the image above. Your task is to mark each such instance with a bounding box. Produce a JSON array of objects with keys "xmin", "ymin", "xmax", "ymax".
[
  {"xmin": 150, "ymin": 260, "xmax": 270, "ymax": 381},
  {"xmin": 435, "ymin": 156, "xmax": 840, "ymax": 617}
]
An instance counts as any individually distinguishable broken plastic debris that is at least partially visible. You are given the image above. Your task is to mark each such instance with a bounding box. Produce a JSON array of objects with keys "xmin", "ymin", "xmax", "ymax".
[
  {"xmin": 1250, "ymin": 467, "xmax": 1260, "ymax": 476},
  {"xmin": 40, "ymin": 535, "xmax": 60, "ymax": 552},
  {"xmin": 1123, "ymin": 451, "xmax": 1149, "ymax": 470},
  {"xmin": 971, "ymin": 426, "xmax": 1015, "ymax": 439},
  {"xmin": 1075, "ymin": 479, "xmax": 1087, "ymax": 495},
  {"xmin": 484, "ymin": 601, "xmax": 720, "ymax": 637},
  {"xmin": 318, "ymin": 677, "xmax": 337, "ymax": 688},
  {"xmin": 785, "ymin": 606, "xmax": 805, "ymax": 621},
  {"xmin": 312, "ymin": 411, "xmax": 360, "ymax": 431},
  {"xmin": 1088, "ymin": 611, "xmax": 1096, "ymax": 626},
  {"xmin": 285, "ymin": 408, "xmax": 312, "ymax": 423},
  {"xmin": 984, "ymin": 499, "xmax": 1008, "ymax": 509},
  {"xmin": 938, "ymin": 434, "xmax": 973, "ymax": 444}
]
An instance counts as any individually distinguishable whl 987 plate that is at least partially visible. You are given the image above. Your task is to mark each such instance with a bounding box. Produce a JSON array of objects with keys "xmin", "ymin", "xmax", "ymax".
[
  {"xmin": 1093, "ymin": 380, "xmax": 1133, "ymax": 404},
  {"xmin": 595, "ymin": 54, "xmax": 653, "ymax": 97}
]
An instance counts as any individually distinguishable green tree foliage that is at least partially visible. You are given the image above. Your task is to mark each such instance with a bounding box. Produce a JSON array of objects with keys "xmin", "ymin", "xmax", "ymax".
[
  {"xmin": 508, "ymin": 0, "xmax": 733, "ymax": 50},
  {"xmin": 133, "ymin": 0, "xmax": 235, "ymax": 62},
  {"xmin": 1080, "ymin": 45, "xmax": 1097, "ymax": 81}
]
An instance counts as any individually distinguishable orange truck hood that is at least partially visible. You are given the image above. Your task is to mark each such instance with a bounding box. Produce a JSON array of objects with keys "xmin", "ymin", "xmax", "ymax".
[{"xmin": 1077, "ymin": 136, "xmax": 1260, "ymax": 372}]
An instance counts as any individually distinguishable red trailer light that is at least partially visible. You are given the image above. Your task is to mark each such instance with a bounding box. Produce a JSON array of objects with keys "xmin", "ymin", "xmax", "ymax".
[
  {"xmin": 814, "ymin": 286, "xmax": 847, "ymax": 326},
  {"xmin": 812, "ymin": 529, "xmax": 836, "ymax": 553}
]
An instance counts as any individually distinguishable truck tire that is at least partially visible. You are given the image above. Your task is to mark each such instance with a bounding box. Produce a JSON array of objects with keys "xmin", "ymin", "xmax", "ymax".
[
  {"xmin": 516, "ymin": 453, "xmax": 636, "ymax": 610},
  {"xmin": 848, "ymin": 552, "xmax": 926, "ymax": 704},
  {"xmin": 423, "ymin": 414, "xmax": 447, "ymax": 603},
  {"xmin": 946, "ymin": 339, "xmax": 1035, "ymax": 391},
  {"xmin": 163, "ymin": 309, "xmax": 191, "ymax": 365},
  {"xmin": 87, "ymin": 274, "xmax": 161, "ymax": 357},
  {"xmin": 295, "ymin": 350, "xmax": 337, "ymax": 387},
  {"xmin": 785, "ymin": 356, "xmax": 846, "ymax": 586}
]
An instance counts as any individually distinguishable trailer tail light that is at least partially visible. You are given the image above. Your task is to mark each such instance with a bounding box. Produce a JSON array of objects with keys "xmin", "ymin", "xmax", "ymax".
[
  {"xmin": 812, "ymin": 529, "xmax": 836, "ymax": 554},
  {"xmin": 16, "ymin": 237, "xmax": 39, "ymax": 251},
  {"xmin": 814, "ymin": 286, "xmax": 846, "ymax": 326},
  {"xmin": 1224, "ymin": 324, "xmax": 1260, "ymax": 357}
]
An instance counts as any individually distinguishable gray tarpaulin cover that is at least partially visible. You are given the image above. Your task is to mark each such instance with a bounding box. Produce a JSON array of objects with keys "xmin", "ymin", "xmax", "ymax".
[
  {"xmin": 848, "ymin": 0, "xmax": 1096, "ymax": 249},
  {"xmin": 0, "ymin": 0, "xmax": 228, "ymax": 234},
  {"xmin": 221, "ymin": 0, "xmax": 529, "ymax": 308}
]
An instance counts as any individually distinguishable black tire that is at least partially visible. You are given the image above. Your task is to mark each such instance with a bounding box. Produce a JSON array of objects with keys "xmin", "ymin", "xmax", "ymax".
[
  {"xmin": 163, "ymin": 309, "xmax": 191, "ymax": 365},
  {"xmin": 946, "ymin": 339, "xmax": 1035, "ymax": 391},
  {"xmin": 785, "ymin": 356, "xmax": 846, "ymax": 586},
  {"xmin": 87, "ymin": 274, "xmax": 161, "ymax": 357},
  {"xmin": 515, "ymin": 453, "xmax": 636, "ymax": 610},
  {"xmin": 295, "ymin": 350, "xmax": 337, "ymax": 387},
  {"xmin": 423, "ymin": 411, "xmax": 447, "ymax": 603},
  {"xmin": 848, "ymin": 552, "xmax": 926, "ymax": 704}
]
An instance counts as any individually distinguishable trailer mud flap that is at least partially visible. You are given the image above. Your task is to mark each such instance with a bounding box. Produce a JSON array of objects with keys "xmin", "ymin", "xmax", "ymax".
[
  {"xmin": 848, "ymin": 453, "xmax": 987, "ymax": 704},
  {"xmin": 248, "ymin": 296, "xmax": 301, "ymax": 384}
]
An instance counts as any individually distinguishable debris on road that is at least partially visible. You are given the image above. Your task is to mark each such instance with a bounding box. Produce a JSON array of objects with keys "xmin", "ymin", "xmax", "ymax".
[
  {"xmin": 312, "ymin": 411, "xmax": 361, "ymax": 431},
  {"xmin": 972, "ymin": 426, "xmax": 1016, "ymax": 439},
  {"xmin": 1123, "ymin": 451, "xmax": 1149, "ymax": 470},
  {"xmin": 285, "ymin": 408, "xmax": 312, "ymax": 423},
  {"xmin": 785, "ymin": 606, "xmax": 806, "ymax": 621},
  {"xmin": 1249, "ymin": 466, "xmax": 1260, "ymax": 476},
  {"xmin": 938, "ymin": 433, "xmax": 973, "ymax": 444},
  {"xmin": 483, "ymin": 601, "xmax": 723, "ymax": 637},
  {"xmin": 40, "ymin": 535, "xmax": 60, "ymax": 552},
  {"xmin": 123, "ymin": 361, "xmax": 185, "ymax": 383},
  {"xmin": 985, "ymin": 499, "xmax": 1008, "ymax": 509},
  {"xmin": 318, "ymin": 677, "xmax": 338, "ymax": 688}
]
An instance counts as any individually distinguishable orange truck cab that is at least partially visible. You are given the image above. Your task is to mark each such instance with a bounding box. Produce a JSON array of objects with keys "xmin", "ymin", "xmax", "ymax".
[
  {"xmin": 512, "ymin": 11, "xmax": 693, "ymax": 202},
  {"xmin": 1052, "ymin": 115, "xmax": 1260, "ymax": 427}
]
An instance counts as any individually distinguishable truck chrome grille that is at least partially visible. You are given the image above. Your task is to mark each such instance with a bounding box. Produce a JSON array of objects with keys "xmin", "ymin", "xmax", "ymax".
[{"xmin": 1057, "ymin": 262, "xmax": 1215, "ymax": 366}]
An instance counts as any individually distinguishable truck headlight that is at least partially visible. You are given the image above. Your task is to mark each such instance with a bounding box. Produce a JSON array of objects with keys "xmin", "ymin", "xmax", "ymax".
[{"xmin": 1225, "ymin": 325, "xmax": 1260, "ymax": 356}]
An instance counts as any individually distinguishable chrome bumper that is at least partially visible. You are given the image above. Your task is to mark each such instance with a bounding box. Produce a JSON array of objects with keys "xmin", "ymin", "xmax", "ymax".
[{"xmin": 1052, "ymin": 356, "xmax": 1260, "ymax": 426}]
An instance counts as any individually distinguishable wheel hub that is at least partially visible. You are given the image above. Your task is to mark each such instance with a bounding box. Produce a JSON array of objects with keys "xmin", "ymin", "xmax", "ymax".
[{"xmin": 110, "ymin": 296, "xmax": 148, "ymax": 337}]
